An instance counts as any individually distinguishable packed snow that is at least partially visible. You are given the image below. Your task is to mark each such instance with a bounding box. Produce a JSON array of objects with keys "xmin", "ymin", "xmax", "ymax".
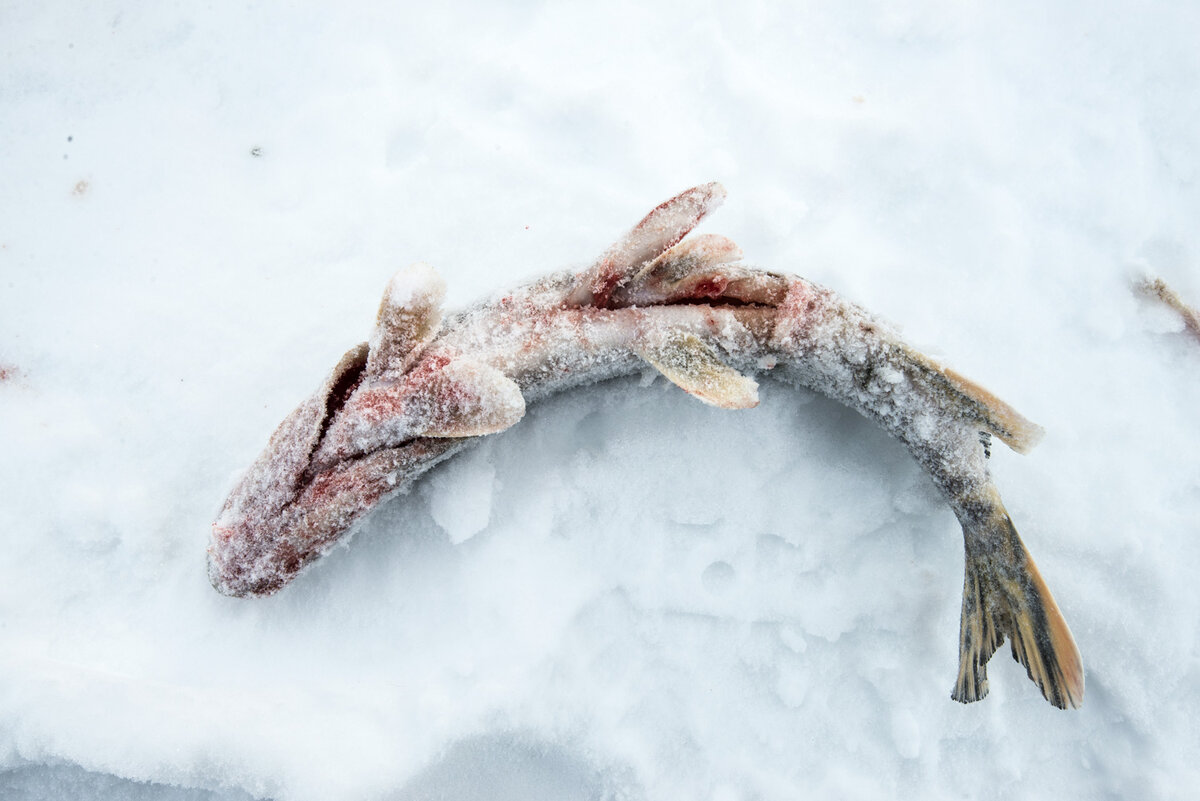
[{"xmin": 3, "ymin": 2, "xmax": 1200, "ymax": 799}]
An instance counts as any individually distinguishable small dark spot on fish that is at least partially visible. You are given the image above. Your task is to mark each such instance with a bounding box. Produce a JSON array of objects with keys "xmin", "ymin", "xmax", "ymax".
[
  {"xmin": 250, "ymin": 146, "xmax": 263, "ymax": 157},
  {"xmin": 73, "ymin": 180, "xmax": 89, "ymax": 196}
]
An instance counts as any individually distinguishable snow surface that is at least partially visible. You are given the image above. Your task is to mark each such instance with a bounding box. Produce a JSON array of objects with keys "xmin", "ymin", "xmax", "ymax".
[{"xmin": 3, "ymin": 1, "xmax": 1200, "ymax": 798}]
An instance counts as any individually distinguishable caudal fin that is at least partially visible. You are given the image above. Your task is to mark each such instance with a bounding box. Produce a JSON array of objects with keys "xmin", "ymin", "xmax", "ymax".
[{"xmin": 952, "ymin": 507, "xmax": 1084, "ymax": 709}]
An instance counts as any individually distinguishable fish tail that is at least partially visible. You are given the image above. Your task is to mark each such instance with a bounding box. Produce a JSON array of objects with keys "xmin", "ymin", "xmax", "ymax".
[{"xmin": 952, "ymin": 491, "xmax": 1083, "ymax": 709}]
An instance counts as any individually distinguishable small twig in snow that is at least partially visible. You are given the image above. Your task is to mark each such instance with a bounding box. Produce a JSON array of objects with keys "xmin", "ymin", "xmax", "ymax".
[{"xmin": 1137, "ymin": 276, "xmax": 1200, "ymax": 342}]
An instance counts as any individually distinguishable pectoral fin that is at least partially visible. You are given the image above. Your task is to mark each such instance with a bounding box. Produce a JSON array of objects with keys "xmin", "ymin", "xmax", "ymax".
[
  {"xmin": 637, "ymin": 333, "xmax": 759, "ymax": 409},
  {"xmin": 417, "ymin": 358, "xmax": 527, "ymax": 437},
  {"xmin": 366, "ymin": 263, "xmax": 446, "ymax": 376}
]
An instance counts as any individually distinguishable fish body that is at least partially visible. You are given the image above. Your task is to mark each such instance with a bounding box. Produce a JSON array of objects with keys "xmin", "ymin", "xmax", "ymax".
[{"xmin": 209, "ymin": 184, "xmax": 1083, "ymax": 709}]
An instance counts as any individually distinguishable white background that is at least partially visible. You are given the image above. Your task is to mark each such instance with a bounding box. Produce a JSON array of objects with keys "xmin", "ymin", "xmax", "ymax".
[{"xmin": 3, "ymin": 2, "xmax": 1199, "ymax": 798}]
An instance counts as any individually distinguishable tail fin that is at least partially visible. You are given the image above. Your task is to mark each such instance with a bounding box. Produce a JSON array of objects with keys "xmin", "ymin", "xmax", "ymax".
[{"xmin": 952, "ymin": 504, "xmax": 1084, "ymax": 709}]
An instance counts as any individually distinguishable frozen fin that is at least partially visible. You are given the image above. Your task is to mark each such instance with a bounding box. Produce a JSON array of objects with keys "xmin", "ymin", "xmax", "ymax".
[
  {"xmin": 611, "ymin": 234, "xmax": 744, "ymax": 306},
  {"xmin": 620, "ymin": 233, "xmax": 791, "ymax": 307},
  {"xmin": 952, "ymin": 497, "xmax": 1084, "ymax": 709},
  {"xmin": 568, "ymin": 182, "xmax": 727, "ymax": 307},
  {"xmin": 634, "ymin": 233, "xmax": 744, "ymax": 285},
  {"xmin": 637, "ymin": 332, "xmax": 759, "ymax": 409},
  {"xmin": 309, "ymin": 354, "xmax": 524, "ymax": 468},
  {"xmin": 417, "ymin": 358, "xmax": 527, "ymax": 437},
  {"xmin": 366, "ymin": 263, "xmax": 446, "ymax": 376},
  {"xmin": 902, "ymin": 346, "xmax": 1044, "ymax": 454}
]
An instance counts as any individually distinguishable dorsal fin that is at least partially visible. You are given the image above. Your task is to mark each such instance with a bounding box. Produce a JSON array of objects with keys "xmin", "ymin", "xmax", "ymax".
[
  {"xmin": 901, "ymin": 345, "xmax": 1044, "ymax": 454},
  {"xmin": 637, "ymin": 332, "xmax": 759, "ymax": 409},
  {"xmin": 568, "ymin": 183, "xmax": 727, "ymax": 307},
  {"xmin": 366, "ymin": 263, "xmax": 446, "ymax": 376}
]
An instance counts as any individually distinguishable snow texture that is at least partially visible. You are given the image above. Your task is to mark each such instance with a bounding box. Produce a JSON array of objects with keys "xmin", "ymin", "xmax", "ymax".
[{"xmin": 3, "ymin": 1, "xmax": 1200, "ymax": 799}]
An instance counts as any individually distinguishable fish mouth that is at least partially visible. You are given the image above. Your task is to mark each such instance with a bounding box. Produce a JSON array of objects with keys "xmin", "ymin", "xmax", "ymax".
[
  {"xmin": 207, "ymin": 344, "xmax": 372, "ymax": 598},
  {"xmin": 207, "ymin": 517, "xmax": 291, "ymax": 597}
]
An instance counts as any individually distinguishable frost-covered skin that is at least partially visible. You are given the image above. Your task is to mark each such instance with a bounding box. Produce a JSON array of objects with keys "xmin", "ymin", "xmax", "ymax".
[{"xmin": 209, "ymin": 183, "xmax": 1084, "ymax": 709}]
